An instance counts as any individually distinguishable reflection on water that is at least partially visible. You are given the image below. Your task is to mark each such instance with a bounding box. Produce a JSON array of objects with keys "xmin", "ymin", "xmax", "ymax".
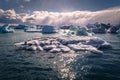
[
  {"xmin": 0, "ymin": 30, "xmax": 120, "ymax": 80},
  {"xmin": 55, "ymin": 52, "xmax": 78, "ymax": 80},
  {"xmin": 52, "ymin": 51, "xmax": 94, "ymax": 80}
]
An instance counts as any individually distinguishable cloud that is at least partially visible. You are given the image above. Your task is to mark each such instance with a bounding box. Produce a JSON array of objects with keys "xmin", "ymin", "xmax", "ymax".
[
  {"xmin": 24, "ymin": 0, "xmax": 31, "ymax": 2},
  {"xmin": 0, "ymin": 9, "xmax": 26, "ymax": 24},
  {"xmin": 0, "ymin": 7, "xmax": 120, "ymax": 26}
]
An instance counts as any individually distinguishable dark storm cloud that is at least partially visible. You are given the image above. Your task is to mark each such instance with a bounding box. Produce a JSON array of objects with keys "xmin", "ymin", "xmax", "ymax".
[{"xmin": 0, "ymin": 0, "xmax": 120, "ymax": 12}]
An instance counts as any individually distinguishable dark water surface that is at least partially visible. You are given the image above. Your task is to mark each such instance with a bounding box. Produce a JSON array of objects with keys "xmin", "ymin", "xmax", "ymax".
[{"xmin": 0, "ymin": 30, "xmax": 120, "ymax": 80}]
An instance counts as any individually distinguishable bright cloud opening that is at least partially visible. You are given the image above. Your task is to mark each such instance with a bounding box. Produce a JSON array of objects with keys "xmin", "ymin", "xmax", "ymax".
[{"xmin": 0, "ymin": 7, "xmax": 120, "ymax": 26}]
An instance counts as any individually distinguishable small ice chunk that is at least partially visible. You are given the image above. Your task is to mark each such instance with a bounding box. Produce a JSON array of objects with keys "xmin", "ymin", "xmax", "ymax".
[
  {"xmin": 58, "ymin": 45, "xmax": 71, "ymax": 53},
  {"xmin": 37, "ymin": 46, "xmax": 43, "ymax": 51},
  {"xmin": 50, "ymin": 48, "xmax": 61, "ymax": 53},
  {"xmin": 26, "ymin": 45, "xmax": 37, "ymax": 51},
  {"xmin": 61, "ymin": 47, "xmax": 71, "ymax": 53},
  {"xmin": 43, "ymin": 45, "xmax": 56, "ymax": 50},
  {"xmin": 68, "ymin": 44, "xmax": 82, "ymax": 51}
]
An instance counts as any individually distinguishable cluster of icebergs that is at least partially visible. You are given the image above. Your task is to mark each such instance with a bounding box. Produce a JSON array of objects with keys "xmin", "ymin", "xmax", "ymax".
[
  {"xmin": 1, "ymin": 23, "xmax": 119, "ymax": 35},
  {"xmin": 87, "ymin": 23, "xmax": 120, "ymax": 34},
  {"xmin": 15, "ymin": 36, "xmax": 111, "ymax": 54}
]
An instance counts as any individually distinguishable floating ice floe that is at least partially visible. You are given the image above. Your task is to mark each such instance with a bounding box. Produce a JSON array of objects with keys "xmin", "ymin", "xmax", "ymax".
[
  {"xmin": 0, "ymin": 24, "xmax": 14, "ymax": 33},
  {"xmin": 76, "ymin": 27, "xmax": 93, "ymax": 36},
  {"xmin": 41, "ymin": 25, "xmax": 57, "ymax": 34},
  {"xmin": 66, "ymin": 26, "xmax": 93, "ymax": 36},
  {"xmin": 14, "ymin": 24, "xmax": 27, "ymax": 29},
  {"xmin": 67, "ymin": 43, "xmax": 103, "ymax": 53},
  {"xmin": 118, "ymin": 29, "xmax": 120, "ymax": 36},
  {"xmin": 24, "ymin": 25, "xmax": 41, "ymax": 32},
  {"xmin": 15, "ymin": 36, "xmax": 111, "ymax": 53},
  {"xmin": 108, "ymin": 26, "xmax": 120, "ymax": 33}
]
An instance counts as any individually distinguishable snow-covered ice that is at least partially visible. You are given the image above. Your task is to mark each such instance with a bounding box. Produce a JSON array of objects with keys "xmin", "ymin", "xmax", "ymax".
[{"xmin": 15, "ymin": 36, "xmax": 111, "ymax": 53}]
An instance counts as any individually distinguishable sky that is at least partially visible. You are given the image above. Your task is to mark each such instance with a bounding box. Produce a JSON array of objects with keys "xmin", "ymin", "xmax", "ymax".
[{"xmin": 0, "ymin": 0, "xmax": 120, "ymax": 26}]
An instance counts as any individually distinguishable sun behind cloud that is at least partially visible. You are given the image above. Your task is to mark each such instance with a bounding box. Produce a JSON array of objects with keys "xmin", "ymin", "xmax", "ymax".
[{"xmin": 0, "ymin": 7, "xmax": 120, "ymax": 26}]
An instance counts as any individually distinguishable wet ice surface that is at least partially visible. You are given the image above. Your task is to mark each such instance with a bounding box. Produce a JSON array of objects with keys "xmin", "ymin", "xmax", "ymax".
[{"xmin": 15, "ymin": 36, "xmax": 110, "ymax": 54}]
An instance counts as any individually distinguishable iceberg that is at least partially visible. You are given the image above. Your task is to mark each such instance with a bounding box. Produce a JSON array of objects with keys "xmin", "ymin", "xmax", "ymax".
[
  {"xmin": 76, "ymin": 27, "xmax": 93, "ymax": 36},
  {"xmin": 87, "ymin": 23, "xmax": 111, "ymax": 34},
  {"xmin": 60, "ymin": 25, "xmax": 71, "ymax": 29},
  {"xmin": 67, "ymin": 26, "xmax": 78, "ymax": 36},
  {"xmin": 86, "ymin": 22, "xmax": 99, "ymax": 29},
  {"xmin": 14, "ymin": 24, "xmax": 27, "ymax": 29},
  {"xmin": 24, "ymin": 25, "xmax": 41, "ymax": 32},
  {"xmin": 118, "ymin": 29, "xmax": 120, "ymax": 37},
  {"xmin": 66, "ymin": 26, "xmax": 93, "ymax": 36},
  {"xmin": 15, "ymin": 40, "xmax": 43, "ymax": 51},
  {"xmin": 92, "ymin": 27, "xmax": 106, "ymax": 33},
  {"xmin": 41, "ymin": 25, "xmax": 57, "ymax": 34},
  {"xmin": 0, "ymin": 24, "xmax": 14, "ymax": 33},
  {"xmin": 15, "ymin": 36, "xmax": 111, "ymax": 53},
  {"xmin": 108, "ymin": 26, "xmax": 120, "ymax": 33}
]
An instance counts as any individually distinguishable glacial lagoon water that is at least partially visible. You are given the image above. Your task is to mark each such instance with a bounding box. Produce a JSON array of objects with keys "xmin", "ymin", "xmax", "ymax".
[{"xmin": 0, "ymin": 30, "xmax": 120, "ymax": 80}]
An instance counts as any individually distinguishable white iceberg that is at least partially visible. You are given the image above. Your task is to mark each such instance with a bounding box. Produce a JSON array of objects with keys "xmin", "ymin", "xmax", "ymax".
[
  {"xmin": 24, "ymin": 25, "xmax": 41, "ymax": 32},
  {"xmin": 15, "ymin": 36, "xmax": 111, "ymax": 53},
  {"xmin": 15, "ymin": 40, "xmax": 43, "ymax": 51}
]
